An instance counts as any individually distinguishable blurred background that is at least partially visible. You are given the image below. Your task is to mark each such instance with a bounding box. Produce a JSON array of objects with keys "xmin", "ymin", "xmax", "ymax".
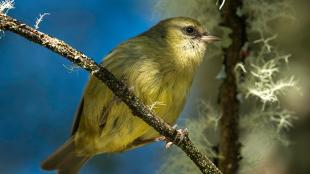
[{"xmin": 0, "ymin": 0, "xmax": 309, "ymax": 174}]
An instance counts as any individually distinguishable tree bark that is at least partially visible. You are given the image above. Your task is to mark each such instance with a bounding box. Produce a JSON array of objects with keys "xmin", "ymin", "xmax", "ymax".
[
  {"xmin": 0, "ymin": 13, "xmax": 222, "ymax": 174},
  {"xmin": 218, "ymin": 0, "xmax": 247, "ymax": 174}
]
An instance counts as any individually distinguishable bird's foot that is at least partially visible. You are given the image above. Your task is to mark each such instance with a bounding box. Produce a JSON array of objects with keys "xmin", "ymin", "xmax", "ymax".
[
  {"xmin": 155, "ymin": 124, "xmax": 188, "ymax": 149},
  {"xmin": 173, "ymin": 127, "xmax": 188, "ymax": 145}
]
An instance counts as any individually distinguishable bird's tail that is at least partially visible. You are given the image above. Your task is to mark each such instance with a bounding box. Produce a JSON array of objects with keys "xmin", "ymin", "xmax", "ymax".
[{"xmin": 41, "ymin": 138, "xmax": 90, "ymax": 174}]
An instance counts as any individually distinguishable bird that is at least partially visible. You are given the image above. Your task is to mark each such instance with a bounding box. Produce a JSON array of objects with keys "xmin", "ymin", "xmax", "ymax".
[{"xmin": 41, "ymin": 16, "xmax": 219, "ymax": 174}]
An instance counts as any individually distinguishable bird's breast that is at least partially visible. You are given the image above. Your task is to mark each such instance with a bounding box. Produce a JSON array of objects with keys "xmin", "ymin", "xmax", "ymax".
[{"xmin": 128, "ymin": 60, "xmax": 191, "ymax": 124}]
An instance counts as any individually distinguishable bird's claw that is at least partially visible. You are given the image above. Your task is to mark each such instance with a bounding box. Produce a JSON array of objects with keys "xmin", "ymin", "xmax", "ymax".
[
  {"xmin": 174, "ymin": 128, "xmax": 188, "ymax": 145},
  {"xmin": 156, "ymin": 124, "xmax": 189, "ymax": 149},
  {"xmin": 165, "ymin": 142, "xmax": 174, "ymax": 149},
  {"xmin": 155, "ymin": 136, "xmax": 166, "ymax": 142}
]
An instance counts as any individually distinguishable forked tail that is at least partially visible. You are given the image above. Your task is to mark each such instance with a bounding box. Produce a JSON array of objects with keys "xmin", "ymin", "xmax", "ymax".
[{"xmin": 41, "ymin": 138, "xmax": 90, "ymax": 174}]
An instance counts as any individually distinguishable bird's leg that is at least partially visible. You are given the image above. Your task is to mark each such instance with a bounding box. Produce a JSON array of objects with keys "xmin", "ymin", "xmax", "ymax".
[
  {"xmin": 128, "ymin": 125, "xmax": 188, "ymax": 148},
  {"xmin": 156, "ymin": 124, "xmax": 189, "ymax": 148}
]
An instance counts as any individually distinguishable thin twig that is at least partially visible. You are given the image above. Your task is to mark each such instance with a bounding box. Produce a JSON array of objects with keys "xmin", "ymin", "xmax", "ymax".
[{"xmin": 0, "ymin": 13, "xmax": 222, "ymax": 174}]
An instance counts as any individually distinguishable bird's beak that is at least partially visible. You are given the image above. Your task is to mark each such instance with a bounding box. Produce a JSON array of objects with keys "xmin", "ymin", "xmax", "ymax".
[{"xmin": 201, "ymin": 34, "xmax": 220, "ymax": 43}]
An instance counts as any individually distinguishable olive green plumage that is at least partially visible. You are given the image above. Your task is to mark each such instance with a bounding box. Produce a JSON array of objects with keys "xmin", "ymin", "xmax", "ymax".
[{"xmin": 42, "ymin": 17, "xmax": 218, "ymax": 174}]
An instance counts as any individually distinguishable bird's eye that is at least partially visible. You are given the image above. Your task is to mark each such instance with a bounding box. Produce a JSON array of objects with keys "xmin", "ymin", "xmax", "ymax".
[{"xmin": 184, "ymin": 26, "xmax": 196, "ymax": 35}]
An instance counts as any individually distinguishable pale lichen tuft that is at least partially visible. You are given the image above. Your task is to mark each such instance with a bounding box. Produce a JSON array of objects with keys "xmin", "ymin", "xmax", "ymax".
[
  {"xmin": 34, "ymin": 13, "xmax": 50, "ymax": 30},
  {"xmin": 0, "ymin": 0, "xmax": 14, "ymax": 15}
]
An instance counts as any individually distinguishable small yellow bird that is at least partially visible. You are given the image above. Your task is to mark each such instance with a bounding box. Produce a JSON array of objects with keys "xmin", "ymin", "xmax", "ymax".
[{"xmin": 41, "ymin": 17, "xmax": 219, "ymax": 174}]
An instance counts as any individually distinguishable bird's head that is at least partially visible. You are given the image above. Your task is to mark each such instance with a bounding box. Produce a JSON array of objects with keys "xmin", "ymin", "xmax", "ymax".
[{"xmin": 146, "ymin": 17, "xmax": 219, "ymax": 69}]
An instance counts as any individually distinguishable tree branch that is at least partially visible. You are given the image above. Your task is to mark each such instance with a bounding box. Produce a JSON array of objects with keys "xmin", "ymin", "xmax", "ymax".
[
  {"xmin": 0, "ymin": 13, "xmax": 222, "ymax": 174},
  {"xmin": 218, "ymin": 0, "xmax": 247, "ymax": 173}
]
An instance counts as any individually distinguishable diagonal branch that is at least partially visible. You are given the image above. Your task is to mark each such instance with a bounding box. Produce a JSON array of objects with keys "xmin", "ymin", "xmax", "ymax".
[{"xmin": 0, "ymin": 13, "xmax": 221, "ymax": 174}]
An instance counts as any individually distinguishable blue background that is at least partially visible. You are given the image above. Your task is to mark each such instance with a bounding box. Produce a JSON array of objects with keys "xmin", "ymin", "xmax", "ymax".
[{"xmin": 0, "ymin": 0, "xmax": 166, "ymax": 173}]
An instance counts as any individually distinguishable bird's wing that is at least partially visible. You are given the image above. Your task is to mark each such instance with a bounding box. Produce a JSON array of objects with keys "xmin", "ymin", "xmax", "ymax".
[
  {"xmin": 71, "ymin": 91, "xmax": 120, "ymax": 136},
  {"xmin": 70, "ymin": 36, "xmax": 157, "ymax": 137},
  {"xmin": 69, "ymin": 42, "xmax": 135, "ymax": 136}
]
